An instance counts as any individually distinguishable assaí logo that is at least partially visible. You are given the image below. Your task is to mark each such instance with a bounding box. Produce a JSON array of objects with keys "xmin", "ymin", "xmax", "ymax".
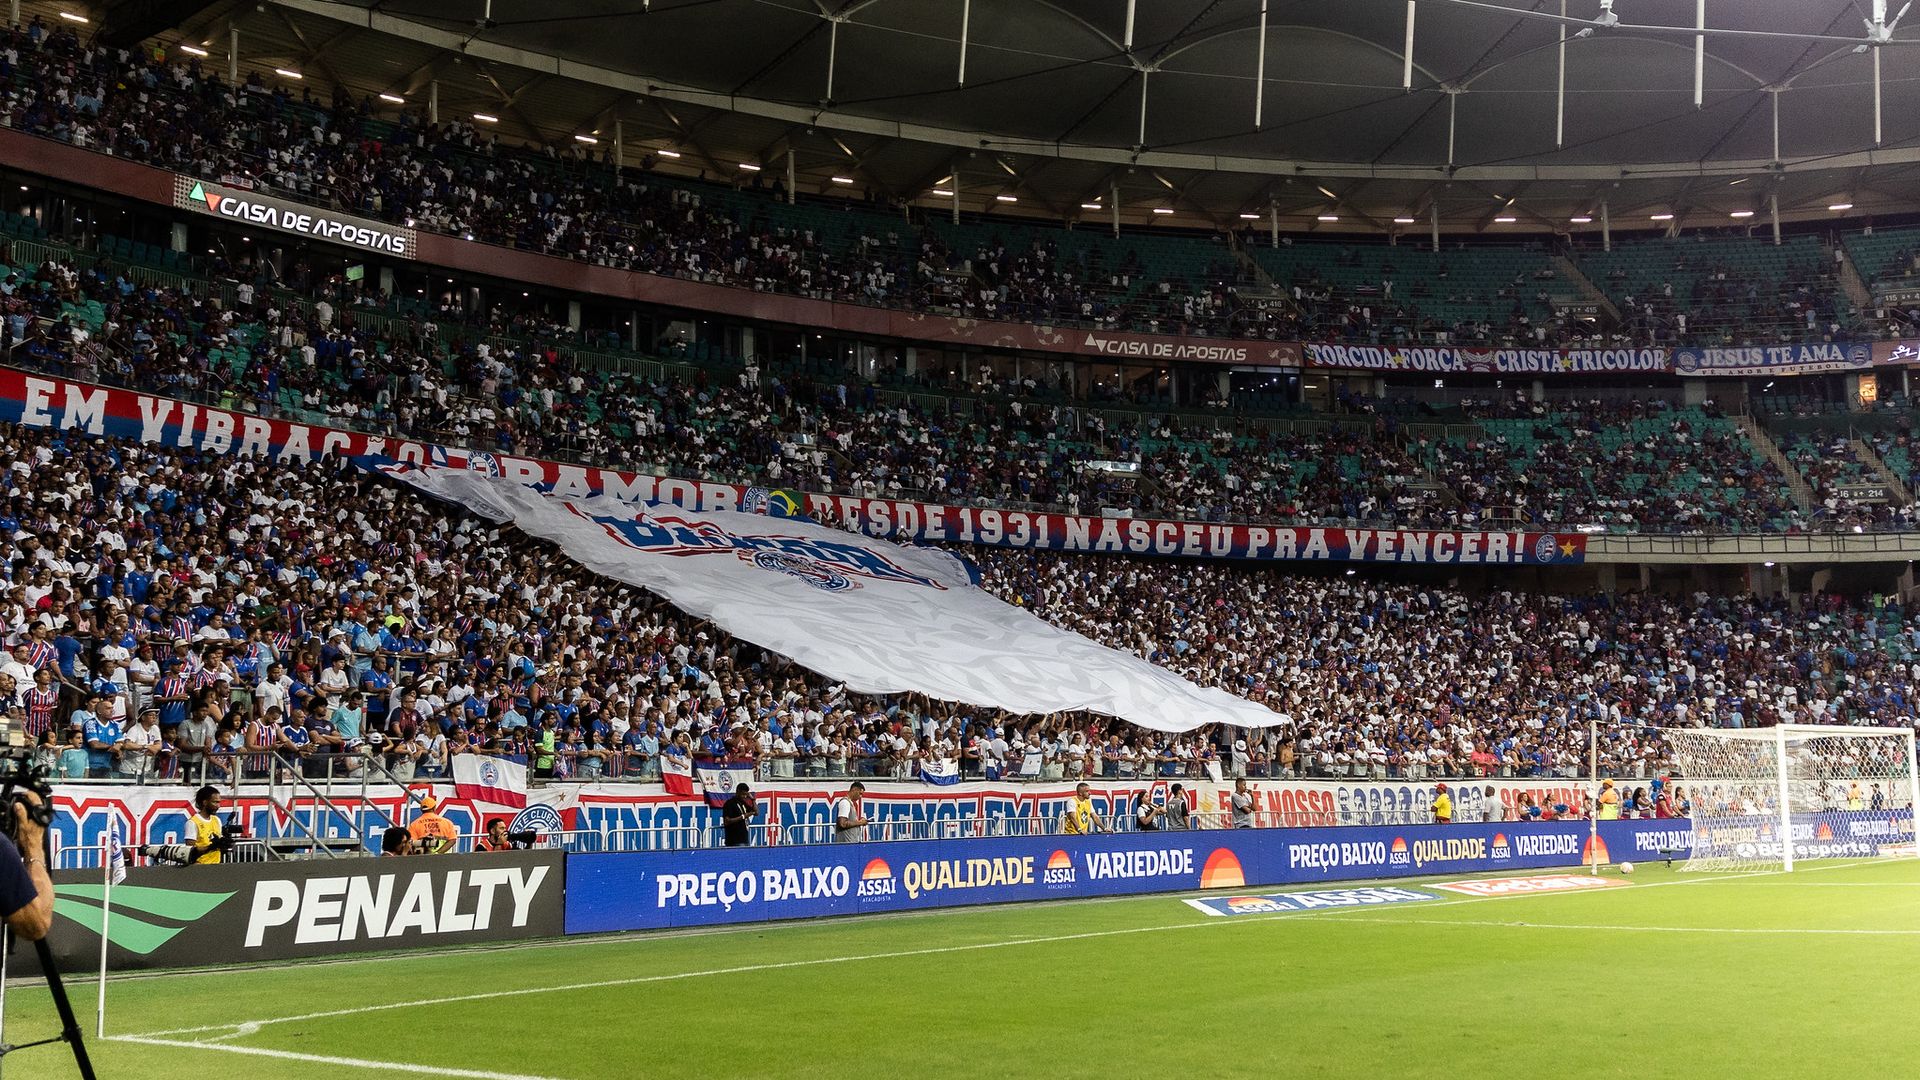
[
  {"xmin": 1490, "ymin": 832, "xmax": 1512, "ymax": 860},
  {"xmin": 857, "ymin": 857, "xmax": 898, "ymax": 899},
  {"xmin": 1389, "ymin": 837, "xmax": 1410, "ymax": 867},
  {"xmin": 1043, "ymin": 849, "xmax": 1076, "ymax": 889}
]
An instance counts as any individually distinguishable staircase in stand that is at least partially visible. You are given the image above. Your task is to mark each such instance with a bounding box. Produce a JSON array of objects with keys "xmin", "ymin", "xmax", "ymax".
[
  {"xmin": 1850, "ymin": 436, "xmax": 1914, "ymax": 505},
  {"xmin": 1733, "ymin": 413, "xmax": 1817, "ymax": 512}
]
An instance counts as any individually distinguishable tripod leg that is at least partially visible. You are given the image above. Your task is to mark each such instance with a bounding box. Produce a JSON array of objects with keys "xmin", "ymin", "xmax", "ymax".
[{"xmin": 31, "ymin": 939, "xmax": 95, "ymax": 1080}]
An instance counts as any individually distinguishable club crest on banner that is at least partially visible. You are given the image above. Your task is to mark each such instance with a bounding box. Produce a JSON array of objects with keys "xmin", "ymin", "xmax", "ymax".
[
  {"xmin": 749, "ymin": 550, "xmax": 856, "ymax": 591},
  {"xmin": 510, "ymin": 803, "xmax": 565, "ymax": 836}
]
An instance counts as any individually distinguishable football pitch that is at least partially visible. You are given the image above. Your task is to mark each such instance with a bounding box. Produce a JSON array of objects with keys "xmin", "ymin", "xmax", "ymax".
[{"xmin": 8, "ymin": 857, "xmax": 1920, "ymax": 1080}]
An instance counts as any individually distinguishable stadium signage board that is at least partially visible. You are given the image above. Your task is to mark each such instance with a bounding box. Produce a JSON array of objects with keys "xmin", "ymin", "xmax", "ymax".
[
  {"xmin": 1183, "ymin": 886, "xmax": 1437, "ymax": 916},
  {"xmin": 1671, "ymin": 343, "xmax": 1873, "ymax": 376},
  {"xmin": 47, "ymin": 775, "xmax": 1650, "ymax": 860},
  {"xmin": 1302, "ymin": 343, "xmax": 1669, "ymax": 374},
  {"xmin": 562, "ymin": 818, "xmax": 1749, "ymax": 933},
  {"xmin": 1874, "ymin": 287, "xmax": 1920, "ymax": 307},
  {"xmin": 1837, "ymin": 484, "xmax": 1893, "ymax": 504},
  {"xmin": 172, "ymin": 174, "xmax": 418, "ymax": 258},
  {"xmin": 0, "ymin": 368, "xmax": 1588, "ymax": 567},
  {"xmin": 1872, "ymin": 339, "xmax": 1920, "ymax": 367},
  {"xmin": 25, "ymin": 849, "xmax": 565, "ymax": 974}
]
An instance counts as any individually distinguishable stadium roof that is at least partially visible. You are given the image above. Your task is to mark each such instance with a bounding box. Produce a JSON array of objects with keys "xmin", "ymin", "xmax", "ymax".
[{"xmin": 88, "ymin": 0, "xmax": 1920, "ymax": 232}]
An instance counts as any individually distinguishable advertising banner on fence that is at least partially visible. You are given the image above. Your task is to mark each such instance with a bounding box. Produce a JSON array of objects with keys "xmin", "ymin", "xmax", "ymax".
[
  {"xmin": 562, "ymin": 818, "xmax": 1730, "ymax": 933},
  {"xmin": 48, "ymin": 775, "xmax": 1653, "ymax": 867},
  {"xmin": 392, "ymin": 468, "xmax": 1284, "ymax": 733},
  {"xmin": 26, "ymin": 849, "xmax": 564, "ymax": 973},
  {"xmin": 0, "ymin": 366, "xmax": 1583, "ymax": 567},
  {"xmin": 1671, "ymin": 343, "xmax": 1872, "ymax": 377},
  {"xmin": 1303, "ymin": 343, "xmax": 1669, "ymax": 375}
]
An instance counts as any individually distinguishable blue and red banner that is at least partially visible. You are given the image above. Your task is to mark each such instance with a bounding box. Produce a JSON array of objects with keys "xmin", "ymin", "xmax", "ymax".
[{"xmin": 0, "ymin": 366, "xmax": 1586, "ymax": 566}]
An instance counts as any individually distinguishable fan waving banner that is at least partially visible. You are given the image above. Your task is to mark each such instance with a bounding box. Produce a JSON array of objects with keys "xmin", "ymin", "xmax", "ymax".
[{"xmin": 393, "ymin": 468, "xmax": 1283, "ymax": 732}]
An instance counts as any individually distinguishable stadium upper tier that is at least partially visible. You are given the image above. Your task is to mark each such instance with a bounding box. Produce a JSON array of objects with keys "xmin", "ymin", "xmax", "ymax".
[
  {"xmin": 0, "ymin": 413, "xmax": 1915, "ymax": 785},
  {"xmin": 16, "ymin": 244, "xmax": 1919, "ymax": 534},
  {"xmin": 0, "ymin": 19, "xmax": 1902, "ymax": 352}
]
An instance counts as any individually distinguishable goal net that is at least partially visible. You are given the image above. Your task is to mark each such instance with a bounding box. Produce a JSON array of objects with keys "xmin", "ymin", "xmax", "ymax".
[{"xmin": 1666, "ymin": 725, "xmax": 1919, "ymax": 872}]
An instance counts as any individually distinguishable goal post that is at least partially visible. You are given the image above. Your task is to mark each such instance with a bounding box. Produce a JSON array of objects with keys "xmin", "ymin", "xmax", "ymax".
[{"xmin": 1666, "ymin": 724, "xmax": 1919, "ymax": 873}]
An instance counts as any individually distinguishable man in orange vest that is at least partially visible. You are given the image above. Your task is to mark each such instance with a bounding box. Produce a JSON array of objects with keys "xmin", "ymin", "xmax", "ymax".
[{"xmin": 407, "ymin": 793, "xmax": 459, "ymax": 855}]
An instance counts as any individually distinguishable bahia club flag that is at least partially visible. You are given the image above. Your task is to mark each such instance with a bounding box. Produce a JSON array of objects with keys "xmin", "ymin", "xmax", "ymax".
[
  {"xmin": 661, "ymin": 752, "xmax": 695, "ymax": 797},
  {"xmin": 920, "ymin": 758, "xmax": 960, "ymax": 785},
  {"xmin": 108, "ymin": 819, "xmax": 127, "ymax": 885},
  {"xmin": 697, "ymin": 760, "xmax": 755, "ymax": 808},
  {"xmin": 453, "ymin": 753, "xmax": 528, "ymax": 809}
]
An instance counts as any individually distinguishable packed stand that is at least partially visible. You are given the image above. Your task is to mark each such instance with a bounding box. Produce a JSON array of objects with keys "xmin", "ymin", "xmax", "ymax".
[
  {"xmin": 0, "ymin": 16, "xmax": 1261, "ymax": 339},
  {"xmin": 971, "ymin": 550, "xmax": 1920, "ymax": 780}
]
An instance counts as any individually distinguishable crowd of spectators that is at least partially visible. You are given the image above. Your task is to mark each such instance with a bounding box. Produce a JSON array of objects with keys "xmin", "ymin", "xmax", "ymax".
[
  {"xmin": 1, "ymin": 402, "xmax": 1913, "ymax": 796},
  {"xmin": 971, "ymin": 550, "xmax": 1920, "ymax": 779},
  {"xmin": 0, "ymin": 16, "xmax": 1254, "ymax": 339},
  {"xmin": 7, "ymin": 246, "xmax": 1833, "ymax": 534},
  {"xmin": 1415, "ymin": 396, "xmax": 1806, "ymax": 532}
]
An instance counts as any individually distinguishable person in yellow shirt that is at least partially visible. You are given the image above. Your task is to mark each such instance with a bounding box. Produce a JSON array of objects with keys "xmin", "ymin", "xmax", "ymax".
[
  {"xmin": 184, "ymin": 785, "xmax": 227, "ymax": 865},
  {"xmin": 1432, "ymin": 783, "xmax": 1453, "ymax": 824},
  {"xmin": 1060, "ymin": 782, "xmax": 1110, "ymax": 835},
  {"xmin": 1597, "ymin": 779, "xmax": 1622, "ymax": 821},
  {"xmin": 1848, "ymin": 782, "xmax": 1865, "ymax": 812},
  {"xmin": 406, "ymin": 793, "xmax": 460, "ymax": 855}
]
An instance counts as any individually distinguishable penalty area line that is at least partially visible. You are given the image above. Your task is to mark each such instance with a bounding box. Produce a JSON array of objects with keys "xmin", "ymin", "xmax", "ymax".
[{"xmin": 107, "ymin": 1034, "xmax": 569, "ymax": 1080}]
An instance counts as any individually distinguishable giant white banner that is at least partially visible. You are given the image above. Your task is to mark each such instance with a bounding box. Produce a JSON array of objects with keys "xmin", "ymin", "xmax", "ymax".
[{"xmin": 395, "ymin": 468, "xmax": 1281, "ymax": 732}]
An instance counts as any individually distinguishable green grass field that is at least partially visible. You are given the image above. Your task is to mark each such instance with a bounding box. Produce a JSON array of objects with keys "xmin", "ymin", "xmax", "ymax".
[{"xmin": 7, "ymin": 858, "xmax": 1919, "ymax": 1080}]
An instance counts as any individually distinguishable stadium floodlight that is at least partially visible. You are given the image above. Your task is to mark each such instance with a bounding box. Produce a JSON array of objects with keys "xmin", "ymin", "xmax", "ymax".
[
  {"xmin": 1316, "ymin": 214, "xmax": 1338, "ymax": 222},
  {"xmin": 1829, "ymin": 202, "xmax": 1855, "ymax": 211},
  {"xmin": 1730, "ymin": 210, "xmax": 1754, "ymax": 218},
  {"xmin": 1239, "ymin": 213, "xmax": 1259, "ymax": 219},
  {"xmin": 656, "ymin": 149, "xmax": 682, "ymax": 158},
  {"xmin": 1494, "ymin": 216, "xmax": 1517, "ymax": 223},
  {"xmin": 59, "ymin": 11, "xmax": 88, "ymax": 23},
  {"xmin": 1570, "ymin": 215, "xmax": 1593, "ymax": 223},
  {"xmin": 1154, "ymin": 208, "xmax": 1175, "ymax": 215},
  {"xmin": 379, "ymin": 93, "xmax": 405, "ymax": 105},
  {"xmin": 573, "ymin": 134, "xmax": 598, "ymax": 145},
  {"xmin": 473, "ymin": 113, "xmax": 499, "ymax": 123},
  {"xmin": 831, "ymin": 176, "xmax": 854, "ymax": 185},
  {"xmin": 1393, "ymin": 216, "xmax": 1416, "ymax": 224},
  {"xmin": 180, "ymin": 44, "xmax": 209, "ymax": 56},
  {"xmin": 996, "ymin": 194, "xmax": 1017, "ymax": 203},
  {"xmin": 275, "ymin": 68, "xmax": 303, "ymax": 80},
  {"xmin": 932, "ymin": 188, "xmax": 954, "ymax": 197},
  {"xmin": 737, "ymin": 162, "xmax": 762, "ymax": 171},
  {"xmin": 1666, "ymin": 724, "xmax": 1918, "ymax": 872},
  {"xmin": 1081, "ymin": 203, "xmax": 1103, "ymax": 210},
  {"xmin": 1650, "ymin": 213, "xmax": 1675, "ymax": 221}
]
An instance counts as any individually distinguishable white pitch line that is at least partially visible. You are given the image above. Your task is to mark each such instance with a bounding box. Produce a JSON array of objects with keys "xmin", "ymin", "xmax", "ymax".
[
  {"xmin": 1353, "ymin": 918, "xmax": 1920, "ymax": 936},
  {"xmin": 127, "ymin": 856, "xmax": 1916, "ymax": 1043},
  {"xmin": 109, "ymin": 1035, "xmax": 569, "ymax": 1080}
]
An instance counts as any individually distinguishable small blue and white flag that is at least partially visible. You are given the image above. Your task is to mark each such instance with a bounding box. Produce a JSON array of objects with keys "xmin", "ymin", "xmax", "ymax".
[
  {"xmin": 920, "ymin": 758, "xmax": 960, "ymax": 786},
  {"xmin": 108, "ymin": 819, "xmax": 127, "ymax": 885}
]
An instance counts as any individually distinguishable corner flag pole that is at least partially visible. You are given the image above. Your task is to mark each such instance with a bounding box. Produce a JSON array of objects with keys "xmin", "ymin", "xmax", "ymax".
[
  {"xmin": 96, "ymin": 824, "xmax": 121, "ymax": 1039},
  {"xmin": 1589, "ymin": 717, "xmax": 1599, "ymax": 876}
]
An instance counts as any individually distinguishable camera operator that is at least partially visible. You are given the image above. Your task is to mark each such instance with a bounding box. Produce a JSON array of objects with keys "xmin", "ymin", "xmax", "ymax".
[
  {"xmin": 1, "ymin": 789, "xmax": 52, "ymax": 940},
  {"xmin": 183, "ymin": 785, "xmax": 231, "ymax": 865}
]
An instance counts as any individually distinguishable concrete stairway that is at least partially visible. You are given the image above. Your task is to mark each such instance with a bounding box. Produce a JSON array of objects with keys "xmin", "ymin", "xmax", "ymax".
[{"xmin": 1733, "ymin": 413, "xmax": 1816, "ymax": 511}]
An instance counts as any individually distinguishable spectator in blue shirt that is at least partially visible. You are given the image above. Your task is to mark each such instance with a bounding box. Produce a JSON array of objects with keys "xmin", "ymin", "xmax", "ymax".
[{"xmin": 81, "ymin": 694, "xmax": 122, "ymax": 778}]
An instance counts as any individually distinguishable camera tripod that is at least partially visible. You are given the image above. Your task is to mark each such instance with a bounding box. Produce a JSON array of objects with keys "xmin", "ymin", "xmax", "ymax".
[{"xmin": 0, "ymin": 930, "xmax": 98, "ymax": 1080}]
